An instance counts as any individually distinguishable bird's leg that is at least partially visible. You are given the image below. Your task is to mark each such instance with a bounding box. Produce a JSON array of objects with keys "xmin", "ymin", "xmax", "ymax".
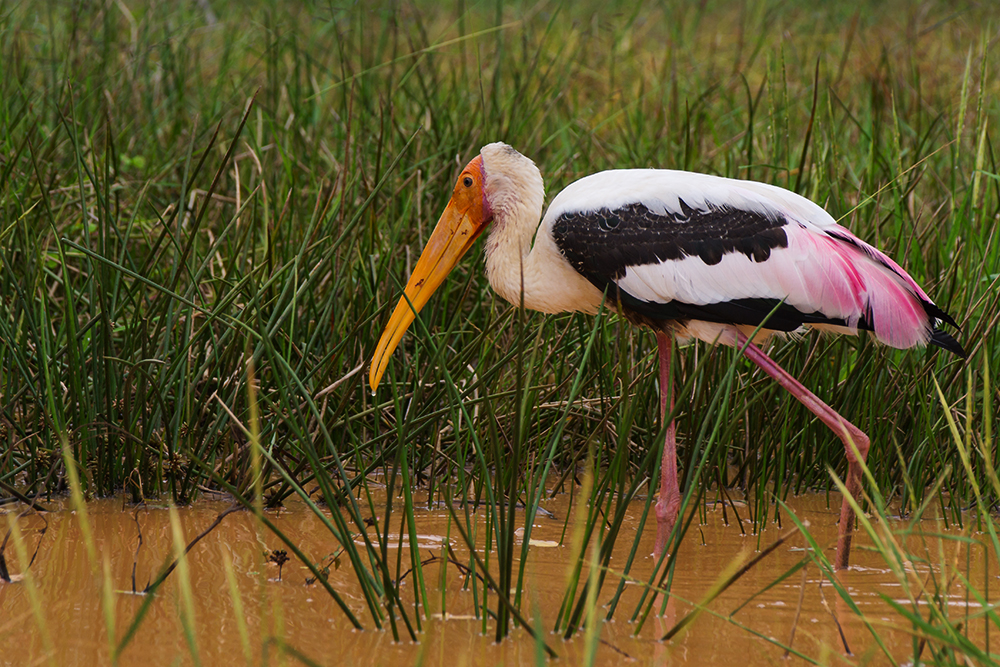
[
  {"xmin": 654, "ymin": 331, "xmax": 680, "ymax": 558},
  {"xmin": 735, "ymin": 332, "xmax": 870, "ymax": 570}
]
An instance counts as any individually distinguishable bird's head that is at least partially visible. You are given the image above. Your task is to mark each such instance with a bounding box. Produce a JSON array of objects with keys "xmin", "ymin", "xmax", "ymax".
[
  {"xmin": 369, "ymin": 143, "xmax": 543, "ymax": 391},
  {"xmin": 368, "ymin": 145, "xmax": 504, "ymax": 390}
]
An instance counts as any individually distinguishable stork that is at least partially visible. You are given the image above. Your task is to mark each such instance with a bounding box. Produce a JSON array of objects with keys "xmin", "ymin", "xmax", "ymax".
[{"xmin": 369, "ymin": 142, "xmax": 965, "ymax": 570}]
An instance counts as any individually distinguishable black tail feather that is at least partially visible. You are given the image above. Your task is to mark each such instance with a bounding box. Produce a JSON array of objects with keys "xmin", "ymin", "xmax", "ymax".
[
  {"xmin": 930, "ymin": 328, "xmax": 967, "ymax": 358},
  {"xmin": 924, "ymin": 302, "xmax": 961, "ymax": 331}
]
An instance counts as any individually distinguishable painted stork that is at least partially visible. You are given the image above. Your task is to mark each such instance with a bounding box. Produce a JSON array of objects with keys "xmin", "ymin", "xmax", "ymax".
[{"xmin": 369, "ymin": 142, "xmax": 965, "ymax": 570}]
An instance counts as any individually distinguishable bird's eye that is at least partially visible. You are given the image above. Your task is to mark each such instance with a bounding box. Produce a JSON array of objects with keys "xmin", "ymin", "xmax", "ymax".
[{"xmin": 463, "ymin": 176, "xmax": 473, "ymax": 187}]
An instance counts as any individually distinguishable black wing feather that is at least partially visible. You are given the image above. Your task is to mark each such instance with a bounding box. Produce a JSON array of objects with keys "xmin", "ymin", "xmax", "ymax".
[{"xmin": 551, "ymin": 200, "xmax": 789, "ymax": 279}]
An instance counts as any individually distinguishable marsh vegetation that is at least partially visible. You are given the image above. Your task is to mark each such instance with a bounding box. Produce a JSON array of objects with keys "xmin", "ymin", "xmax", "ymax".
[{"xmin": 0, "ymin": 0, "xmax": 997, "ymax": 664}]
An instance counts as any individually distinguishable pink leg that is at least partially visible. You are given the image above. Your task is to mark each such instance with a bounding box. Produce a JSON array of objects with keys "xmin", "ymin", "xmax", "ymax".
[
  {"xmin": 736, "ymin": 332, "xmax": 870, "ymax": 570},
  {"xmin": 654, "ymin": 332, "xmax": 679, "ymax": 557}
]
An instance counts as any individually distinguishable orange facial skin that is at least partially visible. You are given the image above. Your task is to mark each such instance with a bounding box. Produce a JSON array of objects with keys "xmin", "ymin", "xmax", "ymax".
[{"xmin": 369, "ymin": 155, "xmax": 493, "ymax": 390}]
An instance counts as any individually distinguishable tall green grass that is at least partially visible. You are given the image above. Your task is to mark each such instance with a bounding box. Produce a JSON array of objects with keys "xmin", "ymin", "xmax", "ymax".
[{"xmin": 0, "ymin": 0, "xmax": 997, "ymax": 659}]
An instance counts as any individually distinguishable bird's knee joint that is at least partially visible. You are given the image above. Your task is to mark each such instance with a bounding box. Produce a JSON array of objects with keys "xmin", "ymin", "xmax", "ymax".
[{"xmin": 656, "ymin": 497, "xmax": 681, "ymax": 523}]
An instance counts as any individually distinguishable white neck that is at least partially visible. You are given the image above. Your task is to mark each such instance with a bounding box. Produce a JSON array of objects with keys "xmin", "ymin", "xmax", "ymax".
[
  {"xmin": 484, "ymin": 203, "xmax": 541, "ymax": 309},
  {"xmin": 483, "ymin": 194, "xmax": 603, "ymax": 316}
]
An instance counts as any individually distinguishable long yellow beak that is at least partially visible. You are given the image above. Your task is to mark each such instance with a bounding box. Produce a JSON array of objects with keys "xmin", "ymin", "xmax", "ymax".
[{"xmin": 370, "ymin": 156, "xmax": 491, "ymax": 391}]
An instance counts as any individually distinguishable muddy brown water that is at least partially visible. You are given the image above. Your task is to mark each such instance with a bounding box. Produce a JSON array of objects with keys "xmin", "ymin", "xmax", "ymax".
[{"xmin": 0, "ymin": 490, "xmax": 991, "ymax": 666}]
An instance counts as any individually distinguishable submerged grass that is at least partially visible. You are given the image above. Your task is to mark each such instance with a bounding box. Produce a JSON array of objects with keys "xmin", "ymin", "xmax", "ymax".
[{"xmin": 0, "ymin": 0, "xmax": 998, "ymax": 663}]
